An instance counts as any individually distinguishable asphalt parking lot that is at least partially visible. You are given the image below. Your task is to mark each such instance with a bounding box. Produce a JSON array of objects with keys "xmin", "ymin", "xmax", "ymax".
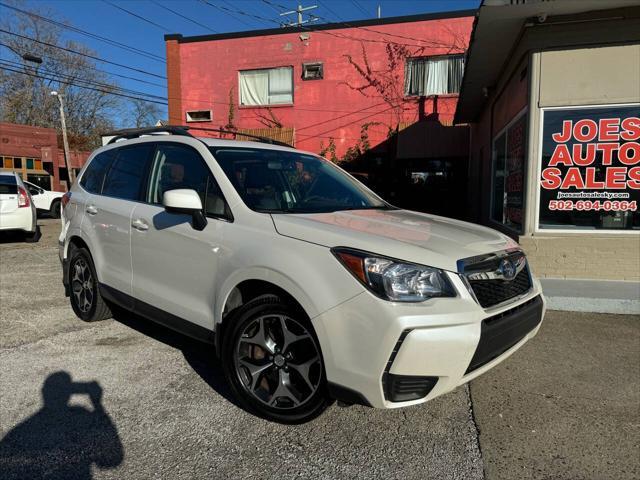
[{"xmin": 1, "ymin": 219, "xmax": 639, "ymax": 480}]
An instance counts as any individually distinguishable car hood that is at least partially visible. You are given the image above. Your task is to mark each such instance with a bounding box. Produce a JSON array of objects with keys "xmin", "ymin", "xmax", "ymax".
[{"xmin": 271, "ymin": 209, "xmax": 518, "ymax": 272}]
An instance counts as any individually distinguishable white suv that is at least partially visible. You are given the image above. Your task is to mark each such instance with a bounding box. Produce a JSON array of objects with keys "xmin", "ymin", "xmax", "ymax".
[
  {"xmin": 24, "ymin": 181, "xmax": 64, "ymax": 218},
  {"xmin": 59, "ymin": 127, "xmax": 545, "ymax": 423}
]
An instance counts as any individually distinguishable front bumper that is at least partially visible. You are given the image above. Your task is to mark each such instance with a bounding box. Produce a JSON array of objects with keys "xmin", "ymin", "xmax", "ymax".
[{"xmin": 312, "ymin": 274, "xmax": 546, "ymax": 409}]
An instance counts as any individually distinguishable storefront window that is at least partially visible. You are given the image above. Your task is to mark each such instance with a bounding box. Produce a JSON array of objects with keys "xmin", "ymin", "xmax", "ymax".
[
  {"xmin": 539, "ymin": 105, "xmax": 640, "ymax": 231},
  {"xmin": 491, "ymin": 113, "xmax": 526, "ymax": 231}
]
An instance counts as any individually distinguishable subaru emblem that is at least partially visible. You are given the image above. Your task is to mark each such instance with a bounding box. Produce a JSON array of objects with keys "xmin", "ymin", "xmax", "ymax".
[{"xmin": 499, "ymin": 258, "xmax": 517, "ymax": 281}]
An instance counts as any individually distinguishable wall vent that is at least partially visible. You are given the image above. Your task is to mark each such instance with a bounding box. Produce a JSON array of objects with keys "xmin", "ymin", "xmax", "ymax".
[{"xmin": 185, "ymin": 110, "xmax": 212, "ymax": 122}]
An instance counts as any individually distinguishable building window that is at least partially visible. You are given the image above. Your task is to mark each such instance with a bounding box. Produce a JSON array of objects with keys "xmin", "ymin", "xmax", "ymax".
[
  {"xmin": 491, "ymin": 112, "xmax": 527, "ymax": 232},
  {"xmin": 34, "ymin": 160, "xmax": 42, "ymax": 170},
  {"xmin": 3, "ymin": 157, "xmax": 13, "ymax": 169},
  {"xmin": 185, "ymin": 110, "xmax": 212, "ymax": 122},
  {"xmin": 13, "ymin": 158, "xmax": 22, "ymax": 169},
  {"xmin": 538, "ymin": 105, "xmax": 640, "ymax": 231},
  {"xmin": 302, "ymin": 62, "xmax": 323, "ymax": 80},
  {"xmin": 404, "ymin": 54, "xmax": 465, "ymax": 96},
  {"xmin": 239, "ymin": 67, "xmax": 293, "ymax": 106},
  {"xmin": 26, "ymin": 158, "xmax": 34, "ymax": 169}
]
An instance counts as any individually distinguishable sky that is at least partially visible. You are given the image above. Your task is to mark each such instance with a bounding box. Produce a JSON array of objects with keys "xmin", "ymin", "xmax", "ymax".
[{"xmin": 5, "ymin": 0, "xmax": 481, "ymax": 122}]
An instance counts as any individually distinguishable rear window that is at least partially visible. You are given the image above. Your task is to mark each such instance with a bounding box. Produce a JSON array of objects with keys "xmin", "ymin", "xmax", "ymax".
[
  {"xmin": 0, "ymin": 176, "xmax": 18, "ymax": 194},
  {"xmin": 80, "ymin": 150, "xmax": 116, "ymax": 194}
]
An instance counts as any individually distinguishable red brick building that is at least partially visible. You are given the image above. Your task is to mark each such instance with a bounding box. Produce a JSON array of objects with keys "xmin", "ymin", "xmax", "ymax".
[
  {"xmin": 0, "ymin": 122, "xmax": 90, "ymax": 192},
  {"xmin": 164, "ymin": 10, "xmax": 474, "ymax": 158}
]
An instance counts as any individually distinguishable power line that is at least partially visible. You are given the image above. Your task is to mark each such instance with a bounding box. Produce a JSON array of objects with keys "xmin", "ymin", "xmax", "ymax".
[
  {"xmin": 0, "ymin": 51, "xmax": 391, "ymax": 115},
  {"xmin": 351, "ymin": 0, "xmax": 370, "ymax": 16},
  {"xmin": 199, "ymin": 0, "xmax": 260, "ymax": 29},
  {"xmin": 0, "ymin": 1, "xmax": 165, "ymax": 63},
  {"xmin": 0, "ymin": 65, "xmax": 168, "ymax": 105},
  {"xmin": 102, "ymin": 0, "xmax": 172, "ymax": 32},
  {"xmin": 317, "ymin": 0, "xmax": 344, "ymax": 21},
  {"xmin": 3, "ymin": 64, "xmax": 404, "ymax": 145},
  {"xmin": 296, "ymin": 105, "xmax": 397, "ymax": 143},
  {"xmin": 0, "ymin": 43, "xmax": 165, "ymax": 88},
  {"xmin": 241, "ymin": 0, "xmax": 458, "ymax": 49},
  {"xmin": 0, "ymin": 59, "xmax": 166, "ymax": 101},
  {"xmin": 150, "ymin": 0, "xmax": 219, "ymax": 33},
  {"xmin": 0, "ymin": 29, "xmax": 167, "ymax": 80}
]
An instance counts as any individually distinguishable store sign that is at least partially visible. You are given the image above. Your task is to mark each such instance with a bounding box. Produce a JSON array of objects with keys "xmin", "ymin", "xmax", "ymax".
[{"xmin": 539, "ymin": 106, "xmax": 640, "ymax": 230}]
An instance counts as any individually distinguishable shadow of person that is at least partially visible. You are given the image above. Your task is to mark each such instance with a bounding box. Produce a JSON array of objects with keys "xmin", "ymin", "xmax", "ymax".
[{"xmin": 0, "ymin": 371, "xmax": 124, "ymax": 480}]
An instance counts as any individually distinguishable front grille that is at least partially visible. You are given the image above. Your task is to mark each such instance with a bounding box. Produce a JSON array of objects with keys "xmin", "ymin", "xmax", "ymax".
[
  {"xmin": 465, "ymin": 295, "xmax": 544, "ymax": 374},
  {"xmin": 469, "ymin": 265, "xmax": 532, "ymax": 308}
]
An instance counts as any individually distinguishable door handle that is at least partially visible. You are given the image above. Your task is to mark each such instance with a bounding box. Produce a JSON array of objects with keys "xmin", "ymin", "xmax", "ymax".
[
  {"xmin": 132, "ymin": 218, "xmax": 149, "ymax": 231},
  {"xmin": 86, "ymin": 205, "xmax": 98, "ymax": 215}
]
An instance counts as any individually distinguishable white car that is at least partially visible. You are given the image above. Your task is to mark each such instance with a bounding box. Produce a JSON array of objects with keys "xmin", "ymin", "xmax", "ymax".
[
  {"xmin": 0, "ymin": 172, "xmax": 39, "ymax": 242},
  {"xmin": 24, "ymin": 181, "xmax": 64, "ymax": 218},
  {"xmin": 59, "ymin": 127, "xmax": 546, "ymax": 423}
]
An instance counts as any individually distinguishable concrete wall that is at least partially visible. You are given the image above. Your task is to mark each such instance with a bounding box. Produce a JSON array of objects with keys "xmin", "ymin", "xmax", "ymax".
[
  {"xmin": 0, "ymin": 122, "xmax": 90, "ymax": 192},
  {"xmin": 520, "ymin": 235, "xmax": 640, "ymax": 281},
  {"xmin": 538, "ymin": 44, "xmax": 640, "ymax": 107}
]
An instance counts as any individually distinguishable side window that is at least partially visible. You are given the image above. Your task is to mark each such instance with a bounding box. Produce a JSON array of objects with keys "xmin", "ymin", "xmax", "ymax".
[
  {"xmin": 147, "ymin": 143, "xmax": 230, "ymax": 219},
  {"xmin": 26, "ymin": 183, "xmax": 41, "ymax": 196},
  {"xmin": 80, "ymin": 150, "xmax": 116, "ymax": 194},
  {"xmin": 102, "ymin": 144, "xmax": 153, "ymax": 201}
]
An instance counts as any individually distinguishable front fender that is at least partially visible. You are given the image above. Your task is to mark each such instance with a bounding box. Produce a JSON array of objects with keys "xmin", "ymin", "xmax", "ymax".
[{"xmin": 215, "ymin": 266, "xmax": 321, "ymax": 327}]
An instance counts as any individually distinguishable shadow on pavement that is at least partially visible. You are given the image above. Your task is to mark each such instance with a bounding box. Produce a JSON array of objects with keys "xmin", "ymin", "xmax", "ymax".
[
  {"xmin": 0, "ymin": 371, "xmax": 123, "ymax": 480},
  {"xmin": 111, "ymin": 308, "xmax": 242, "ymax": 409}
]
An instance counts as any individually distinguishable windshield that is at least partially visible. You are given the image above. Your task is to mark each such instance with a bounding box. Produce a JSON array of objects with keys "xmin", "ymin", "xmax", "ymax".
[{"xmin": 209, "ymin": 147, "xmax": 391, "ymax": 214}]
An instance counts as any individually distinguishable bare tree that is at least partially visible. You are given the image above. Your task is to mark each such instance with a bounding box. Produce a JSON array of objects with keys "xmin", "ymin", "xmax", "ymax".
[
  {"xmin": 342, "ymin": 28, "xmax": 468, "ymax": 129},
  {"xmin": 0, "ymin": 1, "xmax": 120, "ymax": 149},
  {"xmin": 128, "ymin": 98, "xmax": 162, "ymax": 128}
]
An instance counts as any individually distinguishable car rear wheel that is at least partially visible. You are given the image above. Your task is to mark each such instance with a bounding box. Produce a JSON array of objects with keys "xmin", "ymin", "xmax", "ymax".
[
  {"xmin": 50, "ymin": 200, "xmax": 61, "ymax": 219},
  {"xmin": 222, "ymin": 295, "xmax": 328, "ymax": 423},
  {"xmin": 68, "ymin": 246, "xmax": 112, "ymax": 322}
]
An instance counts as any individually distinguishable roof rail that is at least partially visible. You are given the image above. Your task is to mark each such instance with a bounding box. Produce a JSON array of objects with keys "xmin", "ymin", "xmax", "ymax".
[
  {"xmin": 105, "ymin": 126, "xmax": 193, "ymax": 144},
  {"xmin": 187, "ymin": 126, "xmax": 293, "ymax": 148},
  {"xmin": 104, "ymin": 125, "xmax": 293, "ymax": 148}
]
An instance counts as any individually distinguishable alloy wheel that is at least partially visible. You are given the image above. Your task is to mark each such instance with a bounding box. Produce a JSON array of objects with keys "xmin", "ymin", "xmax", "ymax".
[
  {"xmin": 234, "ymin": 314, "xmax": 322, "ymax": 409},
  {"xmin": 71, "ymin": 257, "xmax": 94, "ymax": 314}
]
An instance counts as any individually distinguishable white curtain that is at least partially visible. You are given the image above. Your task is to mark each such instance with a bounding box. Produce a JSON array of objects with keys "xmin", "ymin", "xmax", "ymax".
[
  {"xmin": 425, "ymin": 57, "xmax": 448, "ymax": 95},
  {"xmin": 268, "ymin": 67, "xmax": 293, "ymax": 104},
  {"xmin": 240, "ymin": 70, "xmax": 268, "ymax": 106},
  {"xmin": 404, "ymin": 55, "xmax": 465, "ymax": 96}
]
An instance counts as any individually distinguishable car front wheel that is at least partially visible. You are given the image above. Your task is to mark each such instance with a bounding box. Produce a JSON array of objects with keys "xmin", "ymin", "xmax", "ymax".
[{"xmin": 222, "ymin": 295, "xmax": 329, "ymax": 423}]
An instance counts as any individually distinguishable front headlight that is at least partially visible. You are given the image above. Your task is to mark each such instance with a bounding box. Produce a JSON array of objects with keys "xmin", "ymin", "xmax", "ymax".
[{"xmin": 332, "ymin": 248, "xmax": 455, "ymax": 302}]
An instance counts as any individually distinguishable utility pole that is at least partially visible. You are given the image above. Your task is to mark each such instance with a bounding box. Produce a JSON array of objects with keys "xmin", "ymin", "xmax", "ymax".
[
  {"xmin": 50, "ymin": 91, "xmax": 75, "ymax": 186},
  {"xmin": 280, "ymin": 3, "xmax": 318, "ymax": 27}
]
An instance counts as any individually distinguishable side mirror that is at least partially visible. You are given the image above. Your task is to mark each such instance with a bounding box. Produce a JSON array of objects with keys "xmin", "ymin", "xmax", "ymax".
[{"xmin": 162, "ymin": 189, "xmax": 208, "ymax": 231}]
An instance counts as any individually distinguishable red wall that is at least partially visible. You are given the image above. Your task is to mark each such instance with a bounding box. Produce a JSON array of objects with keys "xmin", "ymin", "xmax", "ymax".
[
  {"xmin": 0, "ymin": 122, "xmax": 90, "ymax": 191},
  {"xmin": 167, "ymin": 14, "xmax": 473, "ymax": 157}
]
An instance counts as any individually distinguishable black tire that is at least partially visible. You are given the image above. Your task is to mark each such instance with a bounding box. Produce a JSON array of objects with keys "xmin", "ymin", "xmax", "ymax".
[
  {"xmin": 68, "ymin": 245, "xmax": 112, "ymax": 322},
  {"xmin": 221, "ymin": 295, "xmax": 329, "ymax": 424},
  {"xmin": 24, "ymin": 225, "xmax": 41, "ymax": 243},
  {"xmin": 50, "ymin": 200, "xmax": 61, "ymax": 219}
]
